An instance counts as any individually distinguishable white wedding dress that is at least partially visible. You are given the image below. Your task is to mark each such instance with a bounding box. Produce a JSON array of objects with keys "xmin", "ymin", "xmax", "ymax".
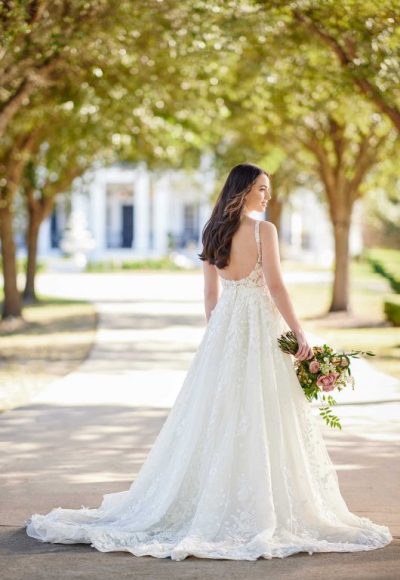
[{"xmin": 25, "ymin": 220, "xmax": 392, "ymax": 560}]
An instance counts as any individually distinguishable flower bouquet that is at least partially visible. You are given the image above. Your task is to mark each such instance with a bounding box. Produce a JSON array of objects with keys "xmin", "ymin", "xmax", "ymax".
[{"xmin": 277, "ymin": 331, "xmax": 375, "ymax": 429}]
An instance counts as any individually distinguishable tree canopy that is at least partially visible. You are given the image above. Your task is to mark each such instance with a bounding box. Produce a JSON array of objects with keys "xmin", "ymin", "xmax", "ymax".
[{"xmin": 0, "ymin": 0, "xmax": 399, "ymax": 317}]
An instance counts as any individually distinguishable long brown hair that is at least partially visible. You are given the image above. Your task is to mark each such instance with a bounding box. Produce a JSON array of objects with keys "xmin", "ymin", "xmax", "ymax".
[{"xmin": 198, "ymin": 163, "xmax": 269, "ymax": 268}]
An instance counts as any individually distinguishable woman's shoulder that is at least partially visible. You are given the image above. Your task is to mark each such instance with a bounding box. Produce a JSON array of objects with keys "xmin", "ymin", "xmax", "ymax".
[
  {"xmin": 259, "ymin": 219, "xmax": 278, "ymax": 236},
  {"xmin": 244, "ymin": 217, "xmax": 276, "ymax": 231}
]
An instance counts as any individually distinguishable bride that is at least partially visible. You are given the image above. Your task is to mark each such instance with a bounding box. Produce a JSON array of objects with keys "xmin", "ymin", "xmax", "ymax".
[{"xmin": 25, "ymin": 163, "xmax": 392, "ymax": 560}]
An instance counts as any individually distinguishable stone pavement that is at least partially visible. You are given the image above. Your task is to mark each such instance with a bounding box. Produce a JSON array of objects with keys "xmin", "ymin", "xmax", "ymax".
[{"xmin": 0, "ymin": 272, "xmax": 399, "ymax": 580}]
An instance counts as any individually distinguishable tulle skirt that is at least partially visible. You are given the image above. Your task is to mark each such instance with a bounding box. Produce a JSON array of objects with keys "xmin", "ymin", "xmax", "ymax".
[{"xmin": 25, "ymin": 284, "xmax": 393, "ymax": 560}]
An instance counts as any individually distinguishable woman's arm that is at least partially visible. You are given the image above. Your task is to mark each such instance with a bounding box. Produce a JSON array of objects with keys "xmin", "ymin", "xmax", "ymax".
[
  {"xmin": 203, "ymin": 260, "xmax": 220, "ymax": 323},
  {"xmin": 259, "ymin": 220, "xmax": 313, "ymax": 361}
]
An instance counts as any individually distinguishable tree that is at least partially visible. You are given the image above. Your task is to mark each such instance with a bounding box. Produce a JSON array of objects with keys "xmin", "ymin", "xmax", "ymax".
[
  {"xmin": 2, "ymin": 0, "xmax": 398, "ymax": 318},
  {"xmin": 297, "ymin": 115, "xmax": 390, "ymax": 311},
  {"xmin": 201, "ymin": 4, "xmax": 395, "ymax": 312},
  {"xmin": 0, "ymin": 0, "xmax": 217, "ymax": 319},
  {"xmin": 0, "ymin": 0, "xmax": 168, "ymax": 137},
  {"xmin": 0, "ymin": 0, "xmax": 109, "ymax": 136},
  {"xmin": 22, "ymin": 161, "xmax": 86, "ymax": 302},
  {"xmin": 288, "ymin": 1, "xmax": 400, "ymax": 132},
  {"xmin": 0, "ymin": 130, "xmax": 39, "ymax": 318}
]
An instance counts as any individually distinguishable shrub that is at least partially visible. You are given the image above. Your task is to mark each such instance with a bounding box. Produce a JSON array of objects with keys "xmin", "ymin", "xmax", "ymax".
[{"xmin": 384, "ymin": 297, "xmax": 400, "ymax": 327}]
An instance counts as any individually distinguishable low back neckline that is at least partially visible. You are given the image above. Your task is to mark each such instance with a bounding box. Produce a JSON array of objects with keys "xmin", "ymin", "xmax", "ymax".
[{"xmin": 216, "ymin": 220, "xmax": 262, "ymax": 283}]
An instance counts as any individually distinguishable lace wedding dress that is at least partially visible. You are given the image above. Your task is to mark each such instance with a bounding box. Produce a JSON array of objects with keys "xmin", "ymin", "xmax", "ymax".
[{"xmin": 25, "ymin": 220, "xmax": 392, "ymax": 560}]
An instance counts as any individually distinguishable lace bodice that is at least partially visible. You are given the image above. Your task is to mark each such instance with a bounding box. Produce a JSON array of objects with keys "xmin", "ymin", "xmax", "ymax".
[{"xmin": 217, "ymin": 220, "xmax": 265, "ymax": 290}]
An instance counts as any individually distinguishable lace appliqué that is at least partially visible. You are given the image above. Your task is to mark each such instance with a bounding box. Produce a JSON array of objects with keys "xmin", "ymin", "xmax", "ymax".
[{"xmin": 25, "ymin": 219, "xmax": 393, "ymax": 560}]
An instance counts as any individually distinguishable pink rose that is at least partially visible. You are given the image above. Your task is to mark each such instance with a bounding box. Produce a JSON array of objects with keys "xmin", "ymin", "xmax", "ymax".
[
  {"xmin": 316, "ymin": 372, "xmax": 339, "ymax": 392},
  {"xmin": 309, "ymin": 360, "xmax": 320, "ymax": 373}
]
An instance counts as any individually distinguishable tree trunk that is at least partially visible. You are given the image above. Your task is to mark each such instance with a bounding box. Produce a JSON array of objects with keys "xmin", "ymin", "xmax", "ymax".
[
  {"xmin": 23, "ymin": 207, "xmax": 42, "ymax": 303},
  {"xmin": 301, "ymin": 122, "xmax": 378, "ymax": 315},
  {"xmin": 267, "ymin": 197, "xmax": 283, "ymax": 236},
  {"xmin": 0, "ymin": 203, "xmax": 22, "ymax": 319},
  {"xmin": 329, "ymin": 219, "xmax": 351, "ymax": 313},
  {"xmin": 0, "ymin": 131, "xmax": 40, "ymax": 318},
  {"xmin": 23, "ymin": 196, "xmax": 54, "ymax": 303}
]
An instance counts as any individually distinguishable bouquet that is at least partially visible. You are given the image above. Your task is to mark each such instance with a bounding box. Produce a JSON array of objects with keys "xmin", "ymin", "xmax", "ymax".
[{"xmin": 277, "ymin": 331, "xmax": 375, "ymax": 430}]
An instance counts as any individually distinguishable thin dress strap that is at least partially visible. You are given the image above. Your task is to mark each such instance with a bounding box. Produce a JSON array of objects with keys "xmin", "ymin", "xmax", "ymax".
[{"xmin": 255, "ymin": 221, "xmax": 262, "ymax": 263}]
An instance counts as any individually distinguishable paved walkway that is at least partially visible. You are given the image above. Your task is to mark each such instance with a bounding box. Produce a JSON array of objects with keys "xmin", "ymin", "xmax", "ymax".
[{"xmin": 0, "ymin": 272, "xmax": 399, "ymax": 580}]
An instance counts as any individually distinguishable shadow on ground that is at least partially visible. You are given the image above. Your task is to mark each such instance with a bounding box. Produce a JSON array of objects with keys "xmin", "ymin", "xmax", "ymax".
[
  {"xmin": 0, "ymin": 528, "xmax": 398, "ymax": 580},
  {"xmin": 0, "ymin": 403, "xmax": 398, "ymax": 534}
]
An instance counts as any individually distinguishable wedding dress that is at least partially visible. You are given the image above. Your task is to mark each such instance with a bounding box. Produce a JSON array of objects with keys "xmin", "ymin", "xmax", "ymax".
[{"xmin": 25, "ymin": 220, "xmax": 392, "ymax": 560}]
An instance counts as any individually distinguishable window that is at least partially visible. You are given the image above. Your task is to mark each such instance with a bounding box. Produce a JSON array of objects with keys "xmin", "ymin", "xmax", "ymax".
[{"xmin": 183, "ymin": 203, "xmax": 199, "ymax": 244}]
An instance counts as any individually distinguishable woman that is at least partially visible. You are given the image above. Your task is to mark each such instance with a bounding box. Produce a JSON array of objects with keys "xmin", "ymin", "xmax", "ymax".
[{"xmin": 25, "ymin": 163, "xmax": 392, "ymax": 560}]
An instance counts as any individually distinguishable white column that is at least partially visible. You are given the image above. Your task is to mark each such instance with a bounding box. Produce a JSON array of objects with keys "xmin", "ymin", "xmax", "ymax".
[
  {"xmin": 134, "ymin": 170, "xmax": 150, "ymax": 253},
  {"xmin": 89, "ymin": 171, "xmax": 106, "ymax": 258},
  {"xmin": 153, "ymin": 181, "xmax": 169, "ymax": 255}
]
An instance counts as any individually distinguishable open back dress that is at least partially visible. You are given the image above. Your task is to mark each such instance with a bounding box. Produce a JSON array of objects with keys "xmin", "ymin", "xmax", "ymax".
[{"xmin": 25, "ymin": 219, "xmax": 392, "ymax": 560}]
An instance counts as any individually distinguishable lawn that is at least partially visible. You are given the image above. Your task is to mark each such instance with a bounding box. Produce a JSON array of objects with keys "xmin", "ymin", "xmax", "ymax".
[
  {"xmin": 287, "ymin": 252, "xmax": 400, "ymax": 379},
  {"xmin": 0, "ymin": 296, "xmax": 97, "ymax": 412}
]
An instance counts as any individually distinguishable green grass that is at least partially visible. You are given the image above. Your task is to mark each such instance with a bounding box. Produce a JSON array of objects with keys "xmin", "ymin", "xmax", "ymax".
[
  {"xmin": 0, "ymin": 257, "xmax": 46, "ymax": 274},
  {"xmin": 281, "ymin": 260, "xmax": 330, "ymax": 273},
  {"xmin": 86, "ymin": 257, "xmax": 187, "ymax": 272}
]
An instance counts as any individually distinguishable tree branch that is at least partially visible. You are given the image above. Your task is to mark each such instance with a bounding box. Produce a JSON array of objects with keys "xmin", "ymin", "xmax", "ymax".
[
  {"xmin": 328, "ymin": 117, "xmax": 347, "ymax": 194},
  {"xmin": 1, "ymin": 129, "xmax": 42, "ymax": 201},
  {"xmin": 0, "ymin": 57, "xmax": 61, "ymax": 136},
  {"xmin": 298, "ymin": 130, "xmax": 336, "ymax": 199},
  {"xmin": 347, "ymin": 132, "xmax": 386, "ymax": 202},
  {"xmin": 292, "ymin": 9, "xmax": 400, "ymax": 131}
]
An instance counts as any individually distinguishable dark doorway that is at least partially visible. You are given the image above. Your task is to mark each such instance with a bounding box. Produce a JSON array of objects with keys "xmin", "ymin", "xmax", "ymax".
[
  {"xmin": 121, "ymin": 204, "xmax": 134, "ymax": 248},
  {"xmin": 50, "ymin": 209, "xmax": 59, "ymax": 248}
]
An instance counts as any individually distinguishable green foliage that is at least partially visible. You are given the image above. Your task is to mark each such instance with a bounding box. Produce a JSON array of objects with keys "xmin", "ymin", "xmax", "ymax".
[
  {"xmin": 0, "ymin": 0, "xmax": 222, "ymax": 169},
  {"xmin": 368, "ymin": 248, "xmax": 400, "ymax": 271},
  {"xmin": 263, "ymin": 0, "xmax": 400, "ymax": 130},
  {"xmin": 384, "ymin": 298, "xmax": 400, "ymax": 326},
  {"xmin": 366, "ymin": 251, "xmax": 400, "ymax": 293},
  {"xmin": 319, "ymin": 405, "xmax": 342, "ymax": 430},
  {"xmin": 2, "ymin": 1, "xmax": 398, "ymax": 185},
  {"xmin": 1, "ymin": 1, "xmax": 399, "ymax": 320}
]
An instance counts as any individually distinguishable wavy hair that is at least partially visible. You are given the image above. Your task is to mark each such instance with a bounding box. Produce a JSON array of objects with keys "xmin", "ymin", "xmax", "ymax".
[{"xmin": 198, "ymin": 163, "xmax": 269, "ymax": 269}]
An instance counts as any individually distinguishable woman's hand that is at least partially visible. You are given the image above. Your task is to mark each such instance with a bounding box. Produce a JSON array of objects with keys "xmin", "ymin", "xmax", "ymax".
[{"xmin": 294, "ymin": 330, "xmax": 314, "ymax": 361}]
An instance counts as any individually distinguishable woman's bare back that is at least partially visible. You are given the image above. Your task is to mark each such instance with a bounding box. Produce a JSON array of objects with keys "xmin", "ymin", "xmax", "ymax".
[{"xmin": 216, "ymin": 217, "xmax": 260, "ymax": 282}]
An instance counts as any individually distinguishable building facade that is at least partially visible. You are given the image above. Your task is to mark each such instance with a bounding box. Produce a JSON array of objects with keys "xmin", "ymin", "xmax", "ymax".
[
  {"xmin": 35, "ymin": 163, "xmax": 363, "ymax": 267},
  {"xmin": 37, "ymin": 163, "xmax": 215, "ymax": 264}
]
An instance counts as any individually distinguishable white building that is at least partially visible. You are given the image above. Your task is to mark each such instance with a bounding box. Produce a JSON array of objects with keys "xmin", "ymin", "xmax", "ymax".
[
  {"xmin": 38, "ymin": 162, "xmax": 215, "ymax": 265},
  {"xmin": 35, "ymin": 162, "xmax": 363, "ymax": 268}
]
